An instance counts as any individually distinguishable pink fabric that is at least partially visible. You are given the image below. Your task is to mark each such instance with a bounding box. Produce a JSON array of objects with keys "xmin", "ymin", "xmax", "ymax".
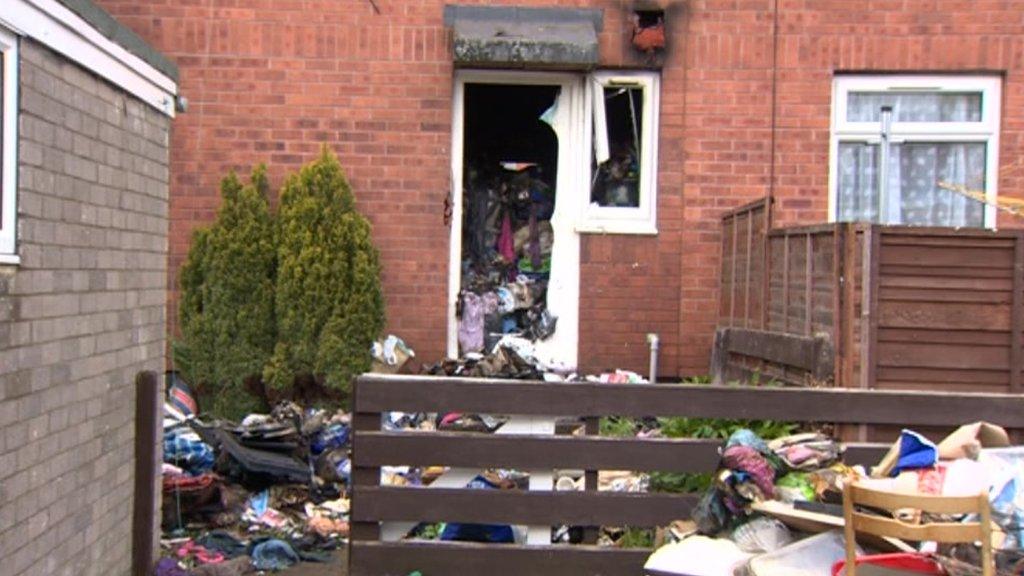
[{"xmin": 498, "ymin": 213, "xmax": 515, "ymax": 263}]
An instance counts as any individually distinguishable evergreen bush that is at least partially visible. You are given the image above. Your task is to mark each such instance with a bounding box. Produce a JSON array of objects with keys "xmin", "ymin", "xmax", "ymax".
[
  {"xmin": 175, "ymin": 167, "xmax": 277, "ymax": 418},
  {"xmin": 265, "ymin": 148, "xmax": 385, "ymax": 394}
]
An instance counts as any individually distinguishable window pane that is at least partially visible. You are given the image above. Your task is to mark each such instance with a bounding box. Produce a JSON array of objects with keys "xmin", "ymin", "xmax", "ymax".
[
  {"xmin": 837, "ymin": 141, "xmax": 986, "ymax": 227},
  {"xmin": 847, "ymin": 92, "xmax": 982, "ymax": 122},
  {"xmin": 837, "ymin": 142, "xmax": 881, "ymax": 223},
  {"xmin": 895, "ymin": 142, "xmax": 985, "ymax": 227},
  {"xmin": 591, "ymin": 85, "xmax": 643, "ymax": 208}
]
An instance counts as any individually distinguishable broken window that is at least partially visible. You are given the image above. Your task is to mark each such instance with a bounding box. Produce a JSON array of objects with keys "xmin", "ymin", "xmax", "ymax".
[
  {"xmin": 831, "ymin": 75, "xmax": 1001, "ymax": 228},
  {"xmin": 583, "ymin": 71, "xmax": 659, "ymax": 234},
  {"xmin": 0, "ymin": 25, "xmax": 16, "ymax": 259}
]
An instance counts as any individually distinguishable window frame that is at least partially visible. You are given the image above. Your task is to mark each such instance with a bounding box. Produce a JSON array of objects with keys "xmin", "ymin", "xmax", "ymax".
[
  {"xmin": 579, "ymin": 70, "xmax": 660, "ymax": 235},
  {"xmin": 0, "ymin": 26, "xmax": 17, "ymax": 261},
  {"xmin": 828, "ymin": 74, "xmax": 1001, "ymax": 228}
]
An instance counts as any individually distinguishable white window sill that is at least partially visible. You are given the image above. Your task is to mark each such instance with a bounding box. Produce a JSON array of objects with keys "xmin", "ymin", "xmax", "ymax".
[
  {"xmin": 0, "ymin": 253, "xmax": 21, "ymax": 266},
  {"xmin": 576, "ymin": 223, "xmax": 658, "ymax": 236}
]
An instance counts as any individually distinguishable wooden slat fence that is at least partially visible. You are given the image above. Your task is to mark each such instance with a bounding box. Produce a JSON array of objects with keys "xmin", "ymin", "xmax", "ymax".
[
  {"xmin": 719, "ymin": 198, "xmax": 770, "ymax": 330},
  {"xmin": 349, "ymin": 374, "xmax": 1024, "ymax": 576},
  {"xmin": 717, "ymin": 217, "xmax": 1024, "ymax": 395}
]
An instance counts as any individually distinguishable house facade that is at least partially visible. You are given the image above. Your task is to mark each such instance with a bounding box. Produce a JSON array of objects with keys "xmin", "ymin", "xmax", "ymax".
[
  {"xmin": 0, "ymin": 1, "xmax": 177, "ymax": 574},
  {"xmin": 93, "ymin": 0, "xmax": 1024, "ymax": 378}
]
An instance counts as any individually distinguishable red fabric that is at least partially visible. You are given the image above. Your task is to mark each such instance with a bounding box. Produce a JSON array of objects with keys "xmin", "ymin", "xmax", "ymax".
[{"xmin": 832, "ymin": 553, "xmax": 945, "ymax": 576}]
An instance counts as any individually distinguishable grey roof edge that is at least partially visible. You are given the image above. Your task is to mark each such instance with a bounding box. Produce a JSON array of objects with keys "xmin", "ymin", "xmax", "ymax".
[
  {"xmin": 55, "ymin": 0, "xmax": 179, "ymax": 83},
  {"xmin": 444, "ymin": 4, "xmax": 604, "ymax": 32}
]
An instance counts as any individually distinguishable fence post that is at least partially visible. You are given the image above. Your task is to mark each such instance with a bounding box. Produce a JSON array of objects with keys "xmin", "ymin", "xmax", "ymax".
[
  {"xmin": 583, "ymin": 416, "xmax": 599, "ymax": 544},
  {"xmin": 804, "ymin": 233, "xmax": 813, "ymax": 336},
  {"xmin": 761, "ymin": 198, "xmax": 773, "ymax": 331},
  {"xmin": 132, "ymin": 371, "xmax": 160, "ymax": 576},
  {"xmin": 832, "ymin": 225, "xmax": 845, "ymax": 387},
  {"xmin": 1011, "ymin": 232, "xmax": 1023, "ymax": 393},
  {"xmin": 745, "ymin": 212, "xmax": 753, "ymax": 328},
  {"xmin": 349, "ymin": 376, "xmax": 382, "ymax": 573},
  {"xmin": 730, "ymin": 212, "xmax": 739, "ymax": 327},
  {"xmin": 859, "ymin": 225, "xmax": 880, "ymax": 393},
  {"xmin": 782, "ymin": 233, "xmax": 790, "ymax": 333}
]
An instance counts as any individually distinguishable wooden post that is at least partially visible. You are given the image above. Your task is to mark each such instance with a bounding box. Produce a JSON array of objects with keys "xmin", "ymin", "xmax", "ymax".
[
  {"xmin": 782, "ymin": 233, "xmax": 790, "ymax": 333},
  {"xmin": 745, "ymin": 212, "xmax": 753, "ymax": 328},
  {"xmin": 842, "ymin": 225, "xmax": 858, "ymax": 389},
  {"xmin": 761, "ymin": 201, "xmax": 772, "ymax": 331},
  {"xmin": 1011, "ymin": 232, "xmax": 1023, "ymax": 392},
  {"xmin": 131, "ymin": 371, "xmax": 160, "ymax": 576},
  {"xmin": 805, "ymin": 233, "xmax": 813, "ymax": 337},
  {"xmin": 350, "ymin": 376, "xmax": 382, "ymax": 576},
  {"xmin": 583, "ymin": 417, "xmax": 599, "ymax": 544},
  {"xmin": 730, "ymin": 213, "xmax": 739, "ymax": 327},
  {"xmin": 859, "ymin": 226, "xmax": 880, "ymax": 392},
  {"xmin": 832, "ymin": 225, "xmax": 845, "ymax": 388}
]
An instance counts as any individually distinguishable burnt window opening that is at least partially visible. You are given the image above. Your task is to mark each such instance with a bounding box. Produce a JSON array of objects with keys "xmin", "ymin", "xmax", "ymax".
[
  {"xmin": 459, "ymin": 83, "xmax": 561, "ymax": 355},
  {"xmin": 582, "ymin": 71, "xmax": 659, "ymax": 234},
  {"xmin": 592, "ymin": 84, "xmax": 644, "ymax": 208},
  {"xmin": 634, "ymin": 9, "xmax": 664, "ymax": 28}
]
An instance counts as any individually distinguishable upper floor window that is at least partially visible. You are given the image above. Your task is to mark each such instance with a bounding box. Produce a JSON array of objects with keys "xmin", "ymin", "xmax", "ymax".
[
  {"xmin": 830, "ymin": 75, "xmax": 1001, "ymax": 228},
  {"xmin": 582, "ymin": 71, "xmax": 659, "ymax": 234},
  {"xmin": 0, "ymin": 26, "xmax": 17, "ymax": 259}
]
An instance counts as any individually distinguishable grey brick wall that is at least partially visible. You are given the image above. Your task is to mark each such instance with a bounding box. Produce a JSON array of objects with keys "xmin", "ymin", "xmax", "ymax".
[{"xmin": 0, "ymin": 39, "xmax": 170, "ymax": 576}]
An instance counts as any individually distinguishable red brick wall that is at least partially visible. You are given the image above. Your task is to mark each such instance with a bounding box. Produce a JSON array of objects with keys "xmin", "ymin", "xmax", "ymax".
[{"xmin": 96, "ymin": 0, "xmax": 1024, "ymax": 379}]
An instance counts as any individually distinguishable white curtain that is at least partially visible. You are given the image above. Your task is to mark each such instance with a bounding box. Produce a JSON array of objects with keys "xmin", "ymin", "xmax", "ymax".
[{"xmin": 839, "ymin": 92, "xmax": 986, "ymax": 227}]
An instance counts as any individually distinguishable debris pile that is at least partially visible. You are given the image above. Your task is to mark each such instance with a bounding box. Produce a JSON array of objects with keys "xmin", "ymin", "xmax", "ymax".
[
  {"xmin": 158, "ymin": 387, "xmax": 351, "ymax": 575},
  {"xmin": 645, "ymin": 422, "xmax": 1024, "ymax": 576}
]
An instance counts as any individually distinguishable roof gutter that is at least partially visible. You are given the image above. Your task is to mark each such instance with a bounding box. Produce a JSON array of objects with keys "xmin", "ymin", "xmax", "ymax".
[{"xmin": 0, "ymin": 0, "xmax": 179, "ymax": 117}]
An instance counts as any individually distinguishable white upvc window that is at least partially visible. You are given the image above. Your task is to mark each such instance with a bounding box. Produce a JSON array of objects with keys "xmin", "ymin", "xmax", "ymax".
[
  {"xmin": 580, "ymin": 70, "xmax": 660, "ymax": 234},
  {"xmin": 829, "ymin": 75, "xmax": 1001, "ymax": 228},
  {"xmin": 0, "ymin": 26, "xmax": 17, "ymax": 260}
]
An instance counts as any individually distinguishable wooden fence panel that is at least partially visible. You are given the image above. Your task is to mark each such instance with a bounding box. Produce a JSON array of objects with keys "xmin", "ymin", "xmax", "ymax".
[
  {"xmin": 717, "ymin": 220, "xmax": 1024, "ymax": 394},
  {"xmin": 872, "ymin": 228, "xmax": 1022, "ymax": 394},
  {"xmin": 719, "ymin": 199, "xmax": 769, "ymax": 329},
  {"xmin": 349, "ymin": 375, "xmax": 1024, "ymax": 576}
]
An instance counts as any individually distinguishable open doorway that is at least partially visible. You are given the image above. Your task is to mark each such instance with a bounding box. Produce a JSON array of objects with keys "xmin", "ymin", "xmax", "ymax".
[{"xmin": 448, "ymin": 73, "xmax": 583, "ymax": 370}]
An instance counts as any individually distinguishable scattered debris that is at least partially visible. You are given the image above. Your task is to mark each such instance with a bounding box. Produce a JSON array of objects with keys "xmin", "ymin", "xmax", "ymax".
[
  {"xmin": 646, "ymin": 422, "xmax": 1024, "ymax": 575},
  {"xmin": 157, "ymin": 381, "xmax": 350, "ymax": 575}
]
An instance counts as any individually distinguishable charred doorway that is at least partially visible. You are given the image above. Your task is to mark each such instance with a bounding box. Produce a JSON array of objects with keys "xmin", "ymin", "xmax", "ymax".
[{"xmin": 449, "ymin": 74, "xmax": 582, "ymax": 370}]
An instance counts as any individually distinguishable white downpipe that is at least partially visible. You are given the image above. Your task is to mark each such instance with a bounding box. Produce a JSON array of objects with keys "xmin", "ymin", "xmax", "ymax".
[{"xmin": 646, "ymin": 333, "xmax": 660, "ymax": 383}]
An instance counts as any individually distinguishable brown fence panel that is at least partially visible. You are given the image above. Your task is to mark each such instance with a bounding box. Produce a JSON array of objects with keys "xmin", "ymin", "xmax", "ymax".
[
  {"xmin": 349, "ymin": 374, "xmax": 1024, "ymax": 576},
  {"xmin": 719, "ymin": 198, "xmax": 769, "ymax": 329},
  {"xmin": 870, "ymin": 228, "xmax": 1022, "ymax": 395}
]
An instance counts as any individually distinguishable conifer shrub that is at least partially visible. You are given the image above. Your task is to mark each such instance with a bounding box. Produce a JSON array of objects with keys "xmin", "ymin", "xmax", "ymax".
[
  {"xmin": 175, "ymin": 167, "xmax": 277, "ymax": 418},
  {"xmin": 264, "ymin": 148, "xmax": 385, "ymax": 395}
]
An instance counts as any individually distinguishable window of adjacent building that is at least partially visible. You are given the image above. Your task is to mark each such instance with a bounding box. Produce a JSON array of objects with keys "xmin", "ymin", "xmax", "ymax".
[
  {"xmin": 582, "ymin": 71, "xmax": 659, "ymax": 234},
  {"xmin": 0, "ymin": 26, "xmax": 17, "ymax": 258},
  {"xmin": 830, "ymin": 75, "xmax": 1001, "ymax": 228}
]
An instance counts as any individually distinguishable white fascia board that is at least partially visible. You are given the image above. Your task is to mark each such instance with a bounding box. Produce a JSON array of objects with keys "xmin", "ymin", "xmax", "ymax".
[{"xmin": 0, "ymin": 0, "xmax": 177, "ymax": 117}]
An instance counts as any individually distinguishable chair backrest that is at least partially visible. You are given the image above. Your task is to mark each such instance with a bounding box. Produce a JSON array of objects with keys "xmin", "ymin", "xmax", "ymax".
[{"xmin": 841, "ymin": 482, "xmax": 993, "ymax": 576}]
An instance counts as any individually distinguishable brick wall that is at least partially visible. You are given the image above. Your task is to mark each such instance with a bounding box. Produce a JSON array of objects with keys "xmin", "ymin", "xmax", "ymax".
[
  {"xmin": 94, "ymin": 0, "xmax": 1024, "ymax": 378},
  {"xmin": 0, "ymin": 39, "xmax": 170, "ymax": 576}
]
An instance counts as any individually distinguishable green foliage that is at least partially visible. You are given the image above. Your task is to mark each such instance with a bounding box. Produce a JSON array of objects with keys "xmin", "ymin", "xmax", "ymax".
[
  {"xmin": 615, "ymin": 528, "xmax": 655, "ymax": 549},
  {"xmin": 266, "ymin": 148, "xmax": 385, "ymax": 393},
  {"xmin": 651, "ymin": 413, "xmax": 797, "ymax": 493},
  {"xmin": 175, "ymin": 149, "xmax": 386, "ymax": 416},
  {"xmin": 175, "ymin": 167, "xmax": 277, "ymax": 418},
  {"xmin": 599, "ymin": 416, "xmax": 638, "ymax": 438}
]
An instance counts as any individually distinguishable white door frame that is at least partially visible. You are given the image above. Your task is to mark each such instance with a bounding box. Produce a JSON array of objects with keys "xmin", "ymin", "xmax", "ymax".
[{"xmin": 447, "ymin": 70, "xmax": 584, "ymax": 371}]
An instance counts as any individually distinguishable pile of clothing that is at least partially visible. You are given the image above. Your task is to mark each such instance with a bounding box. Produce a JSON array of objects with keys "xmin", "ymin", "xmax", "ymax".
[
  {"xmin": 459, "ymin": 163, "xmax": 558, "ymax": 356},
  {"xmin": 158, "ymin": 381, "xmax": 351, "ymax": 574},
  {"xmin": 693, "ymin": 430, "xmax": 844, "ymax": 535}
]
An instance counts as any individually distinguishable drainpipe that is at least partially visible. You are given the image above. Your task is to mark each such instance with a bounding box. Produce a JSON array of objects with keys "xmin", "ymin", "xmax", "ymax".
[{"xmin": 646, "ymin": 333, "xmax": 660, "ymax": 383}]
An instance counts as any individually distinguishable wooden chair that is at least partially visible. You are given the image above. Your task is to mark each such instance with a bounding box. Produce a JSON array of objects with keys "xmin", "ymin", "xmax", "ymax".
[{"xmin": 841, "ymin": 482, "xmax": 993, "ymax": 576}]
